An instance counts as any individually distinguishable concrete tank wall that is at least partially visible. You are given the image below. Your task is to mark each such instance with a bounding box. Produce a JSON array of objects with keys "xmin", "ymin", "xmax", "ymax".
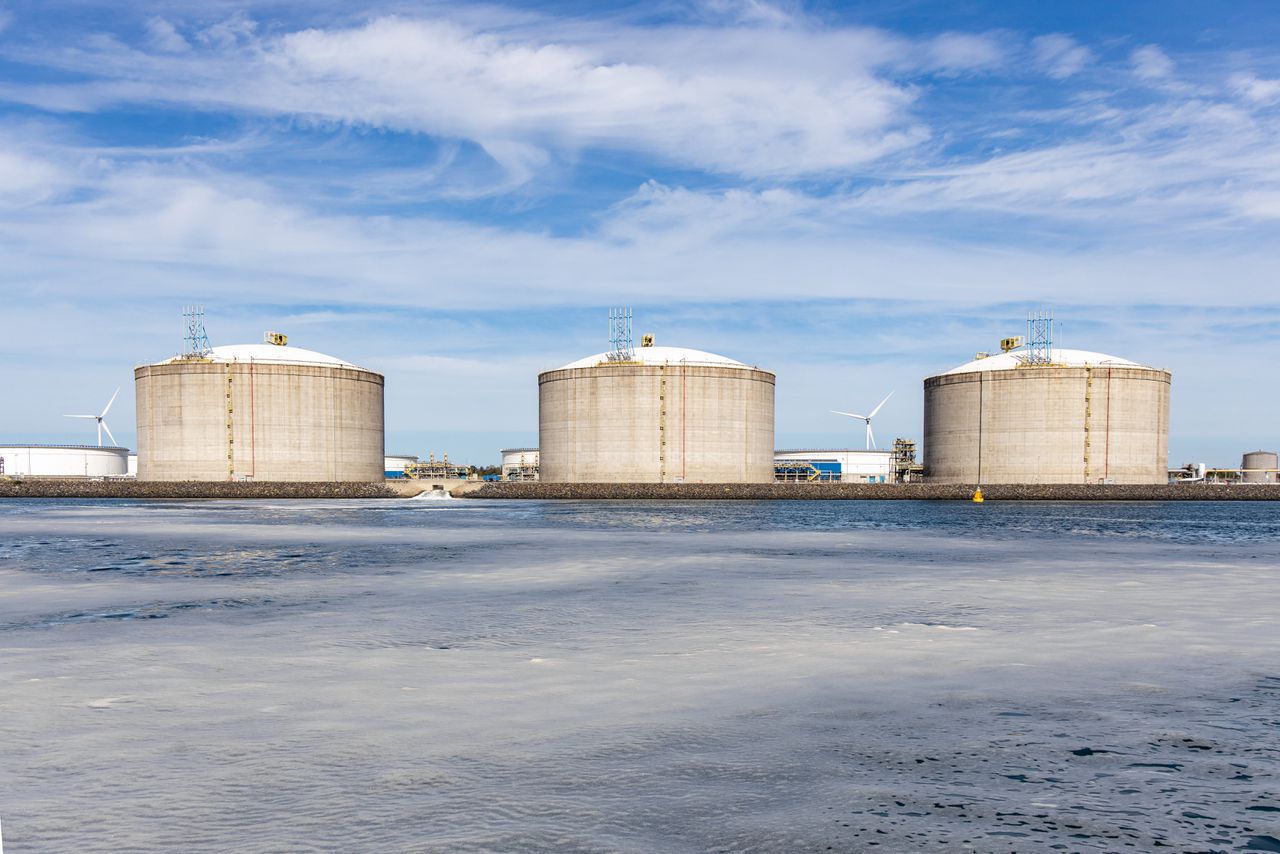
[
  {"xmin": 924, "ymin": 365, "xmax": 1170, "ymax": 484},
  {"xmin": 136, "ymin": 360, "xmax": 384, "ymax": 482},
  {"xmin": 539, "ymin": 364, "xmax": 775, "ymax": 483},
  {"xmin": 1242, "ymin": 451, "xmax": 1278, "ymax": 484}
]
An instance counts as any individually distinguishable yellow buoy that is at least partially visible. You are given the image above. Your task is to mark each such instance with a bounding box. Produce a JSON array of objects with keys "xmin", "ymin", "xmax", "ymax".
[{"xmin": 972, "ymin": 486, "xmax": 984, "ymax": 503}]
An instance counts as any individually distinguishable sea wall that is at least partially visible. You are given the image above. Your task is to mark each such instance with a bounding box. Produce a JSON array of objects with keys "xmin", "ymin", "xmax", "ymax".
[
  {"xmin": 463, "ymin": 482, "xmax": 1280, "ymax": 501},
  {"xmin": 0, "ymin": 479, "xmax": 399, "ymax": 499},
  {"xmin": 4, "ymin": 479, "xmax": 1279, "ymax": 501}
]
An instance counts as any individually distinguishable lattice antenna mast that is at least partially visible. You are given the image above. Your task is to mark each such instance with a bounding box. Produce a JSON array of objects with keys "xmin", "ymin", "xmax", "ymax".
[
  {"xmin": 182, "ymin": 305, "xmax": 212, "ymax": 358},
  {"xmin": 607, "ymin": 307, "xmax": 634, "ymax": 362},
  {"xmin": 1026, "ymin": 309, "xmax": 1053, "ymax": 365}
]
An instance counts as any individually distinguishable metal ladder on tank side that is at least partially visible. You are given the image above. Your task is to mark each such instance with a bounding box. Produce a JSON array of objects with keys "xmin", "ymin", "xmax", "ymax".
[{"xmin": 1083, "ymin": 367, "xmax": 1093, "ymax": 483}]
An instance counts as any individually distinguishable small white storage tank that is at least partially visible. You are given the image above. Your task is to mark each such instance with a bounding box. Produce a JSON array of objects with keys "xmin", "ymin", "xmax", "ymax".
[
  {"xmin": 384, "ymin": 454, "xmax": 418, "ymax": 478},
  {"xmin": 539, "ymin": 342, "xmax": 775, "ymax": 483},
  {"xmin": 135, "ymin": 340, "xmax": 384, "ymax": 482},
  {"xmin": 0, "ymin": 444, "xmax": 129, "ymax": 478},
  {"xmin": 501, "ymin": 447, "xmax": 540, "ymax": 481}
]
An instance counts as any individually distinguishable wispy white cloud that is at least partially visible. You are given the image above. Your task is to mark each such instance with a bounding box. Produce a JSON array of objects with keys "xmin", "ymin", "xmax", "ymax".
[
  {"xmin": 192, "ymin": 11, "xmax": 257, "ymax": 49},
  {"xmin": 1031, "ymin": 34, "xmax": 1092, "ymax": 79},
  {"xmin": 1131, "ymin": 44, "xmax": 1174, "ymax": 80},
  {"xmin": 691, "ymin": 0, "xmax": 800, "ymax": 27},
  {"xmin": 1, "ymin": 14, "xmax": 937, "ymax": 178},
  {"xmin": 922, "ymin": 32, "xmax": 1007, "ymax": 73},
  {"xmin": 0, "ymin": 141, "xmax": 68, "ymax": 205},
  {"xmin": 145, "ymin": 18, "xmax": 190, "ymax": 53},
  {"xmin": 1, "ymin": 147, "xmax": 1275, "ymax": 321},
  {"xmin": 1233, "ymin": 190, "xmax": 1280, "ymax": 220},
  {"xmin": 263, "ymin": 17, "xmax": 929, "ymax": 176},
  {"xmin": 1231, "ymin": 72, "xmax": 1280, "ymax": 104},
  {"xmin": 0, "ymin": 13, "xmax": 1276, "ymax": 303},
  {"xmin": 603, "ymin": 82, "xmax": 1280, "ymax": 232}
]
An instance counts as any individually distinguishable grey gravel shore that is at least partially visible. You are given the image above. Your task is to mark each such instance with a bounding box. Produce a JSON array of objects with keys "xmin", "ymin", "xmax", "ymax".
[
  {"xmin": 4, "ymin": 479, "xmax": 1278, "ymax": 500},
  {"xmin": 0, "ymin": 480, "xmax": 400, "ymax": 499},
  {"xmin": 465, "ymin": 481, "xmax": 1280, "ymax": 500}
]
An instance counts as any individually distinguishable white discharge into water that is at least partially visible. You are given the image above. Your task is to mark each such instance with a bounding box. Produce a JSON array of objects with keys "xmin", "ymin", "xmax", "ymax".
[{"xmin": 0, "ymin": 499, "xmax": 1278, "ymax": 852}]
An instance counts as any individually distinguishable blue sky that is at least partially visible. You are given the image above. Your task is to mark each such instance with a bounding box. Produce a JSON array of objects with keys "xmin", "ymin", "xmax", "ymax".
[{"xmin": 2, "ymin": 0, "xmax": 1279, "ymax": 465}]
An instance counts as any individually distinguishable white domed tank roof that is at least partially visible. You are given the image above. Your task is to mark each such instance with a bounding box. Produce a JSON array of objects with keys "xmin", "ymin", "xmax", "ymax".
[
  {"xmin": 557, "ymin": 346, "xmax": 755, "ymax": 371},
  {"xmin": 159, "ymin": 344, "xmax": 364, "ymax": 369},
  {"xmin": 941, "ymin": 348, "xmax": 1151, "ymax": 376}
]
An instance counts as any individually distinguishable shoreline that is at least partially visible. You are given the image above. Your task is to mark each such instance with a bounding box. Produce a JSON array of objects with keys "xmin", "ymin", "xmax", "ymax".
[
  {"xmin": 0, "ymin": 480, "xmax": 401, "ymax": 500},
  {"xmin": 2, "ymin": 479, "xmax": 1279, "ymax": 500},
  {"xmin": 464, "ymin": 482, "xmax": 1280, "ymax": 500}
]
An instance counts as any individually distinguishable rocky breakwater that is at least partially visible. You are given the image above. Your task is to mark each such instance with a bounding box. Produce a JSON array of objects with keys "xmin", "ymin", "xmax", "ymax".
[
  {"xmin": 0, "ymin": 479, "xmax": 399, "ymax": 499},
  {"xmin": 464, "ymin": 482, "xmax": 1280, "ymax": 500}
]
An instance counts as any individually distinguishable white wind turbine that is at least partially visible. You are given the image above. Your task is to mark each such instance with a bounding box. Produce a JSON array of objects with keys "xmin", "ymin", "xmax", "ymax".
[
  {"xmin": 831, "ymin": 391, "xmax": 893, "ymax": 450},
  {"xmin": 64, "ymin": 388, "xmax": 120, "ymax": 447}
]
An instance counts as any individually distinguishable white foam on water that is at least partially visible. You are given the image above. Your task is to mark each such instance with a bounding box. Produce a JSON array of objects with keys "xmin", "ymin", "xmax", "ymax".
[
  {"xmin": 0, "ymin": 501, "xmax": 1277, "ymax": 852},
  {"xmin": 410, "ymin": 489, "xmax": 454, "ymax": 500}
]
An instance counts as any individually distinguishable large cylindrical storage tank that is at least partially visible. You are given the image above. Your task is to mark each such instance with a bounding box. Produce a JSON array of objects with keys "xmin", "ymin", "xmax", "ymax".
[
  {"xmin": 1242, "ymin": 451, "xmax": 1278, "ymax": 484},
  {"xmin": 0, "ymin": 445, "xmax": 128, "ymax": 477},
  {"xmin": 924, "ymin": 349, "xmax": 1170, "ymax": 484},
  {"xmin": 135, "ymin": 343, "xmax": 384, "ymax": 482},
  {"xmin": 539, "ymin": 346, "xmax": 774, "ymax": 483}
]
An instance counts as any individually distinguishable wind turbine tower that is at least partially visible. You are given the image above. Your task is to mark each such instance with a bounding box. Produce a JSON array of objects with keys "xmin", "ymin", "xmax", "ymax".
[
  {"xmin": 832, "ymin": 391, "xmax": 894, "ymax": 450},
  {"xmin": 64, "ymin": 388, "xmax": 121, "ymax": 447}
]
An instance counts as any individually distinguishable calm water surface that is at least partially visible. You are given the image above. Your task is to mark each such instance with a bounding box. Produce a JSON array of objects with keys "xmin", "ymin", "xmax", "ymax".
[{"xmin": 1, "ymin": 498, "xmax": 1278, "ymax": 852}]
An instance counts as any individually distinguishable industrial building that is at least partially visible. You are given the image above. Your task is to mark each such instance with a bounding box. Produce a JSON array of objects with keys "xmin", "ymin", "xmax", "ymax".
[
  {"xmin": 384, "ymin": 454, "xmax": 418, "ymax": 478},
  {"xmin": 0, "ymin": 444, "xmax": 129, "ymax": 478},
  {"xmin": 135, "ymin": 335, "xmax": 384, "ymax": 482},
  {"xmin": 403, "ymin": 453, "xmax": 467, "ymax": 480},
  {"xmin": 501, "ymin": 448, "xmax": 540, "ymax": 481},
  {"xmin": 924, "ymin": 322, "xmax": 1170, "ymax": 484},
  {"xmin": 774, "ymin": 449, "xmax": 894, "ymax": 482},
  {"xmin": 539, "ymin": 317, "xmax": 774, "ymax": 483}
]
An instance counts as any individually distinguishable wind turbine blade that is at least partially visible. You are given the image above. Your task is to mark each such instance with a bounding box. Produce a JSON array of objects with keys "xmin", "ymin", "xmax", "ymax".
[
  {"xmin": 831, "ymin": 410, "xmax": 868, "ymax": 420},
  {"xmin": 100, "ymin": 387, "xmax": 120, "ymax": 418},
  {"xmin": 64, "ymin": 414, "xmax": 97, "ymax": 419},
  {"xmin": 868, "ymin": 391, "xmax": 894, "ymax": 419},
  {"xmin": 101, "ymin": 420, "xmax": 118, "ymax": 447},
  {"xmin": 867, "ymin": 422, "xmax": 876, "ymax": 450}
]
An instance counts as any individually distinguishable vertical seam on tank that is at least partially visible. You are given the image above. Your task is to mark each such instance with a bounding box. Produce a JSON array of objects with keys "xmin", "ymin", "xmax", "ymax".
[
  {"xmin": 977, "ymin": 372, "xmax": 984, "ymax": 484},
  {"xmin": 1161, "ymin": 373, "xmax": 1168, "ymax": 478},
  {"xmin": 1104, "ymin": 367, "xmax": 1111, "ymax": 482},
  {"xmin": 249, "ymin": 359, "xmax": 256, "ymax": 479},
  {"xmin": 145, "ymin": 368, "xmax": 152, "ymax": 479},
  {"xmin": 743, "ymin": 372, "xmax": 748, "ymax": 481},
  {"xmin": 335, "ymin": 371, "xmax": 340, "ymax": 483},
  {"xmin": 659, "ymin": 365, "xmax": 668, "ymax": 484},
  {"xmin": 226, "ymin": 362, "xmax": 235, "ymax": 481},
  {"xmin": 1084, "ymin": 367, "xmax": 1093, "ymax": 484},
  {"xmin": 570, "ymin": 374, "xmax": 577, "ymax": 482}
]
